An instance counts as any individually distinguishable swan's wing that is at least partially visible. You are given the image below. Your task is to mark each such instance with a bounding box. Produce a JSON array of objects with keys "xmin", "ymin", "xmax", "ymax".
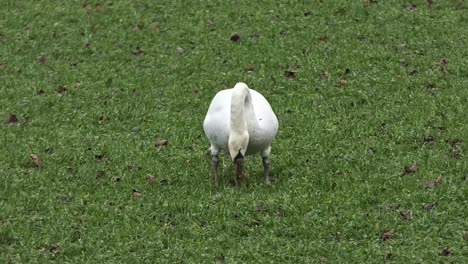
[{"xmin": 203, "ymin": 89, "xmax": 232, "ymax": 152}]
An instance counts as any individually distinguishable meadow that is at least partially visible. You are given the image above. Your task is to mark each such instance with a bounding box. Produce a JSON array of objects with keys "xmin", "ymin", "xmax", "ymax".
[{"xmin": 1, "ymin": 0, "xmax": 467, "ymax": 263}]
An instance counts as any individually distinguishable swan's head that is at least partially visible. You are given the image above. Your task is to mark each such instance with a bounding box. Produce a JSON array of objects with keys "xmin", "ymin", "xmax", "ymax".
[{"xmin": 228, "ymin": 131, "xmax": 249, "ymax": 161}]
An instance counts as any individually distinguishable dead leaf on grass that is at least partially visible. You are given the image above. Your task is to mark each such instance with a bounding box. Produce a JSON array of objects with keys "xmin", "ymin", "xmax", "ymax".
[
  {"xmin": 132, "ymin": 189, "xmax": 142, "ymax": 198},
  {"xmin": 399, "ymin": 210, "xmax": 412, "ymax": 220},
  {"xmin": 319, "ymin": 35, "xmax": 329, "ymax": 42},
  {"xmin": 95, "ymin": 170, "xmax": 106, "ymax": 179},
  {"xmin": 144, "ymin": 174, "xmax": 156, "ymax": 183},
  {"xmin": 215, "ymin": 255, "xmax": 225, "ymax": 264},
  {"xmin": 381, "ymin": 230, "xmax": 394, "ymax": 241},
  {"xmin": 94, "ymin": 154, "xmax": 105, "ymax": 162},
  {"xmin": 404, "ymin": 164, "xmax": 419, "ymax": 174},
  {"xmin": 403, "ymin": 3, "xmax": 417, "ymax": 10},
  {"xmin": 320, "ymin": 70, "xmax": 329, "ymax": 79},
  {"xmin": 57, "ymin": 85, "xmax": 67, "ymax": 94},
  {"xmin": 36, "ymin": 89, "xmax": 45, "ymax": 96},
  {"xmin": 384, "ymin": 203, "xmax": 401, "ymax": 211},
  {"xmin": 230, "ymin": 33, "xmax": 240, "ymax": 42},
  {"xmin": 155, "ymin": 139, "xmax": 168, "ymax": 148},
  {"xmin": 420, "ymin": 176, "xmax": 442, "ymax": 188},
  {"xmin": 335, "ymin": 80, "xmax": 348, "ymax": 88},
  {"xmin": 132, "ymin": 24, "xmax": 143, "ymax": 31},
  {"xmin": 439, "ymin": 247, "xmax": 453, "ymax": 256},
  {"xmin": 43, "ymin": 244, "xmax": 60, "ymax": 257},
  {"xmin": 423, "ymin": 202, "xmax": 436, "ymax": 211},
  {"xmin": 132, "ymin": 47, "xmax": 144, "ymax": 56},
  {"xmin": 175, "ymin": 47, "xmax": 185, "ymax": 55},
  {"xmin": 6, "ymin": 114, "xmax": 19, "ymax": 125},
  {"xmin": 284, "ymin": 70, "xmax": 297, "ymax": 78},
  {"xmin": 38, "ymin": 55, "xmax": 47, "ymax": 64},
  {"xmin": 244, "ymin": 64, "xmax": 255, "ymax": 72},
  {"xmin": 31, "ymin": 154, "xmax": 41, "ymax": 168},
  {"xmin": 255, "ymin": 202, "xmax": 266, "ymax": 213}
]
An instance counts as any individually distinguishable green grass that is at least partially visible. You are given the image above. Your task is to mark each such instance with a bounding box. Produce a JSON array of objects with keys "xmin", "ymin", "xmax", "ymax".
[{"xmin": 1, "ymin": 0, "xmax": 468, "ymax": 262}]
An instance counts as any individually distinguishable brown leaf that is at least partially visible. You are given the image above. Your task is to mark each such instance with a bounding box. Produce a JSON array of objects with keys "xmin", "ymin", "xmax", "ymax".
[
  {"xmin": 399, "ymin": 210, "xmax": 412, "ymax": 220},
  {"xmin": 423, "ymin": 202, "xmax": 436, "ymax": 211},
  {"xmin": 38, "ymin": 55, "xmax": 47, "ymax": 64},
  {"xmin": 403, "ymin": 3, "xmax": 417, "ymax": 10},
  {"xmin": 58, "ymin": 195, "xmax": 73, "ymax": 204},
  {"xmin": 384, "ymin": 203, "xmax": 400, "ymax": 211},
  {"xmin": 319, "ymin": 35, "xmax": 329, "ymax": 42},
  {"xmin": 149, "ymin": 23, "xmax": 158, "ymax": 32},
  {"xmin": 420, "ymin": 176, "xmax": 442, "ymax": 188},
  {"xmin": 145, "ymin": 174, "xmax": 156, "ymax": 183},
  {"xmin": 44, "ymin": 244, "xmax": 60, "ymax": 256},
  {"xmin": 404, "ymin": 164, "xmax": 419, "ymax": 174},
  {"xmin": 6, "ymin": 114, "xmax": 19, "ymax": 125},
  {"xmin": 95, "ymin": 154, "xmax": 106, "ymax": 162},
  {"xmin": 132, "ymin": 24, "xmax": 143, "ymax": 31},
  {"xmin": 96, "ymin": 170, "xmax": 106, "ymax": 179},
  {"xmin": 423, "ymin": 135, "xmax": 434, "ymax": 145},
  {"xmin": 132, "ymin": 47, "xmax": 144, "ymax": 56},
  {"xmin": 31, "ymin": 154, "xmax": 41, "ymax": 168},
  {"xmin": 284, "ymin": 70, "xmax": 297, "ymax": 78},
  {"xmin": 439, "ymin": 247, "xmax": 452, "ymax": 256},
  {"xmin": 215, "ymin": 255, "xmax": 225, "ymax": 264},
  {"xmin": 255, "ymin": 202, "xmax": 266, "ymax": 213},
  {"xmin": 82, "ymin": 0, "xmax": 88, "ymax": 8},
  {"xmin": 319, "ymin": 256, "xmax": 327, "ymax": 264},
  {"xmin": 450, "ymin": 149, "xmax": 463, "ymax": 159},
  {"xmin": 132, "ymin": 189, "xmax": 142, "ymax": 198},
  {"xmin": 320, "ymin": 70, "xmax": 329, "ymax": 79},
  {"xmin": 335, "ymin": 80, "xmax": 348, "ymax": 88},
  {"xmin": 57, "ymin": 85, "xmax": 67, "ymax": 94},
  {"xmin": 244, "ymin": 64, "xmax": 255, "ymax": 72},
  {"xmin": 381, "ymin": 230, "xmax": 394, "ymax": 241},
  {"xmin": 192, "ymin": 88, "xmax": 200, "ymax": 93},
  {"xmin": 207, "ymin": 19, "xmax": 215, "ymax": 31},
  {"xmin": 155, "ymin": 139, "xmax": 168, "ymax": 147},
  {"xmin": 230, "ymin": 33, "xmax": 240, "ymax": 42},
  {"xmin": 175, "ymin": 47, "xmax": 185, "ymax": 55},
  {"xmin": 249, "ymin": 34, "xmax": 260, "ymax": 40},
  {"xmin": 36, "ymin": 89, "xmax": 45, "ymax": 96}
]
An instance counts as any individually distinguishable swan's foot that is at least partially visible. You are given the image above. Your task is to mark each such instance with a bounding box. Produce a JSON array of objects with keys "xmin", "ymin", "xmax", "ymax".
[
  {"xmin": 234, "ymin": 154, "xmax": 244, "ymax": 185},
  {"xmin": 212, "ymin": 154, "xmax": 219, "ymax": 186},
  {"xmin": 262, "ymin": 157, "xmax": 271, "ymax": 185}
]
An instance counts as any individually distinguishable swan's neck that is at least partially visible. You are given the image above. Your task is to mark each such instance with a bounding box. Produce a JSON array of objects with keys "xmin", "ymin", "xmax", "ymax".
[
  {"xmin": 228, "ymin": 83, "xmax": 256, "ymax": 159},
  {"xmin": 230, "ymin": 84, "xmax": 257, "ymax": 134}
]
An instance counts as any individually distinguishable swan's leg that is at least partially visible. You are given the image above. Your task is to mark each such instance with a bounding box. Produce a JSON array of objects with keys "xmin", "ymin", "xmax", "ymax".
[
  {"xmin": 212, "ymin": 154, "xmax": 219, "ymax": 185},
  {"xmin": 234, "ymin": 152, "xmax": 244, "ymax": 185},
  {"xmin": 210, "ymin": 146, "xmax": 220, "ymax": 186},
  {"xmin": 262, "ymin": 147, "xmax": 272, "ymax": 184}
]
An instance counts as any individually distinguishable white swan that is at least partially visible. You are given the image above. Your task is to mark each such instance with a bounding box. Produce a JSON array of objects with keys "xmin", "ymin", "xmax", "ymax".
[{"xmin": 203, "ymin": 82, "xmax": 279, "ymax": 184}]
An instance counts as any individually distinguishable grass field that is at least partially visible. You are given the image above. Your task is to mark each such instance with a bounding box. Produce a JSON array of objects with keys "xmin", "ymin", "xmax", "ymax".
[{"xmin": 1, "ymin": 0, "xmax": 468, "ymax": 263}]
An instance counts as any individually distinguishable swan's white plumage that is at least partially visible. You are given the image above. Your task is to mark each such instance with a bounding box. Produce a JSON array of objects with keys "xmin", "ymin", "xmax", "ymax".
[
  {"xmin": 203, "ymin": 83, "xmax": 278, "ymax": 158},
  {"xmin": 203, "ymin": 82, "xmax": 278, "ymax": 184}
]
